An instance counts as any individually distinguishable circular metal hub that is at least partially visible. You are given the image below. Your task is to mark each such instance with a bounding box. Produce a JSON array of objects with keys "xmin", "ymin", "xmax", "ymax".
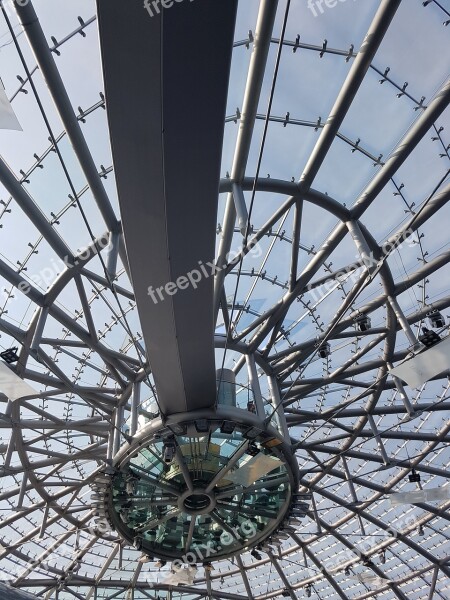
[
  {"xmin": 99, "ymin": 412, "xmax": 299, "ymax": 562},
  {"xmin": 180, "ymin": 490, "xmax": 216, "ymax": 515}
]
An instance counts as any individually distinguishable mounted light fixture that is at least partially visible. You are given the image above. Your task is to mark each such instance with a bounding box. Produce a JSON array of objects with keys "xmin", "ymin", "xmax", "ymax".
[
  {"xmin": 251, "ymin": 549, "xmax": 262, "ymax": 560},
  {"xmin": 355, "ymin": 313, "xmax": 371, "ymax": 332},
  {"xmin": 194, "ymin": 419, "xmax": 209, "ymax": 433},
  {"xmin": 428, "ymin": 310, "xmax": 445, "ymax": 329},
  {"xmin": 0, "ymin": 347, "xmax": 20, "ymax": 364},
  {"xmin": 163, "ymin": 440, "xmax": 176, "ymax": 464},
  {"xmin": 408, "ymin": 469, "xmax": 420, "ymax": 483},
  {"xmin": 246, "ymin": 441, "xmax": 260, "ymax": 456},
  {"xmin": 243, "ymin": 426, "xmax": 262, "ymax": 439},
  {"xmin": 220, "ymin": 421, "xmax": 235, "ymax": 435},
  {"xmin": 318, "ymin": 342, "xmax": 331, "ymax": 358},
  {"xmin": 168, "ymin": 423, "xmax": 187, "ymax": 436},
  {"xmin": 419, "ymin": 327, "xmax": 441, "ymax": 348}
]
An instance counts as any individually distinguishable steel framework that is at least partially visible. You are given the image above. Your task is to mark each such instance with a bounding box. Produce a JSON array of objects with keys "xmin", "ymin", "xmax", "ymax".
[{"xmin": 0, "ymin": 0, "xmax": 449, "ymax": 599}]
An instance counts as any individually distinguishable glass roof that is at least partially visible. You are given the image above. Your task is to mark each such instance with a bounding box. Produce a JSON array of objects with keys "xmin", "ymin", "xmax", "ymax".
[{"xmin": 0, "ymin": 0, "xmax": 450, "ymax": 599}]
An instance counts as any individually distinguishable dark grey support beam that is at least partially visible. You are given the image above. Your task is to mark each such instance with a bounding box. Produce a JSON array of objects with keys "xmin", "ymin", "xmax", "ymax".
[
  {"xmin": 13, "ymin": 0, "xmax": 119, "ymax": 233},
  {"xmin": 97, "ymin": 0, "xmax": 237, "ymax": 414}
]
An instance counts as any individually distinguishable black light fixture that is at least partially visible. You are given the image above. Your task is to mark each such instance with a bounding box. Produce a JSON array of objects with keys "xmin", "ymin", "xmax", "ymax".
[
  {"xmin": 408, "ymin": 469, "xmax": 421, "ymax": 483},
  {"xmin": 355, "ymin": 313, "xmax": 372, "ymax": 332},
  {"xmin": 194, "ymin": 419, "xmax": 209, "ymax": 433},
  {"xmin": 281, "ymin": 590, "xmax": 290, "ymax": 597},
  {"xmin": 251, "ymin": 549, "xmax": 262, "ymax": 560},
  {"xmin": 163, "ymin": 439, "xmax": 176, "ymax": 464},
  {"xmin": 0, "ymin": 347, "xmax": 20, "ymax": 364},
  {"xmin": 305, "ymin": 584, "xmax": 312, "ymax": 597},
  {"xmin": 168, "ymin": 423, "xmax": 187, "ymax": 436},
  {"xmin": 243, "ymin": 426, "xmax": 262, "ymax": 440},
  {"xmin": 344, "ymin": 566, "xmax": 350, "ymax": 576},
  {"xmin": 318, "ymin": 342, "xmax": 330, "ymax": 358},
  {"xmin": 155, "ymin": 559, "xmax": 166, "ymax": 568},
  {"xmin": 220, "ymin": 420, "xmax": 235, "ymax": 435},
  {"xmin": 419, "ymin": 327, "xmax": 441, "ymax": 348},
  {"xmin": 428, "ymin": 310, "xmax": 445, "ymax": 329},
  {"xmin": 247, "ymin": 441, "xmax": 260, "ymax": 457},
  {"xmin": 417, "ymin": 525, "xmax": 424, "ymax": 536},
  {"xmin": 379, "ymin": 550, "xmax": 386, "ymax": 564}
]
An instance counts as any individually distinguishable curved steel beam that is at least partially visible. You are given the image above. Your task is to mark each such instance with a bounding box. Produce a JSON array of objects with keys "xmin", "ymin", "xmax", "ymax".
[
  {"xmin": 0, "ymin": 583, "xmax": 39, "ymax": 599},
  {"xmin": 97, "ymin": 0, "xmax": 237, "ymax": 415}
]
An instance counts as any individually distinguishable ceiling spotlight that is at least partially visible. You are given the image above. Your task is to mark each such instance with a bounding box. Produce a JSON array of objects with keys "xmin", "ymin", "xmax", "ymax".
[
  {"xmin": 292, "ymin": 499, "xmax": 310, "ymax": 510},
  {"xmin": 155, "ymin": 559, "xmax": 166, "ymax": 568},
  {"xmin": 204, "ymin": 561, "xmax": 214, "ymax": 572},
  {"xmin": 168, "ymin": 423, "xmax": 187, "ymax": 436},
  {"xmin": 163, "ymin": 440, "xmax": 176, "ymax": 464},
  {"xmin": 220, "ymin": 420, "xmax": 235, "ymax": 435},
  {"xmin": 194, "ymin": 419, "xmax": 209, "ymax": 433},
  {"xmin": 281, "ymin": 591, "xmax": 290, "ymax": 597},
  {"xmin": 318, "ymin": 342, "xmax": 331, "ymax": 359},
  {"xmin": 0, "ymin": 347, "xmax": 20, "ymax": 364},
  {"xmin": 428, "ymin": 310, "xmax": 445, "ymax": 329},
  {"xmin": 355, "ymin": 313, "xmax": 372, "ymax": 332},
  {"xmin": 419, "ymin": 327, "xmax": 441, "ymax": 348},
  {"xmin": 344, "ymin": 566, "xmax": 351, "ymax": 576},
  {"xmin": 305, "ymin": 584, "xmax": 312, "ymax": 597},
  {"xmin": 408, "ymin": 469, "xmax": 421, "ymax": 483},
  {"xmin": 379, "ymin": 550, "xmax": 386, "ymax": 564},
  {"xmin": 247, "ymin": 441, "xmax": 260, "ymax": 457},
  {"xmin": 417, "ymin": 525, "xmax": 424, "ymax": 536},
  {"xmin": 243, "ymin": 426, "xmax": 262, "ymax": 440},
  {"xmin": 251, "ymin": 549, "xmax": 262, "ymax": 560}
]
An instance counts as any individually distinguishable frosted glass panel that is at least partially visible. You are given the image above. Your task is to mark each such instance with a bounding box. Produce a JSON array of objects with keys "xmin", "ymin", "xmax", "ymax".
[
  {"xmin": 390, "ymin": 487, "xmax": 450, "ymax": 506},
  {"xmin": 0, "ymin": 361, "xmax": 37, "ymax": 401},
  {"xmin": 389, "ymin": 336, "xmax": 450, "ymax": 388}
]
